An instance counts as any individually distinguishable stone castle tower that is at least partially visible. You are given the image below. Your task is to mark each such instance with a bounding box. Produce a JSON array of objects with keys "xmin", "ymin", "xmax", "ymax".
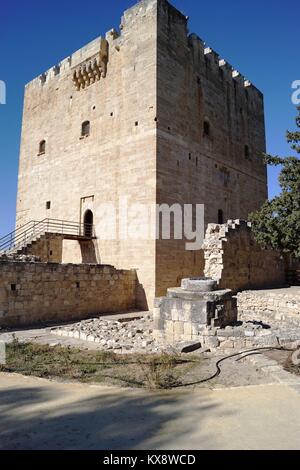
[{"xmin": 16, "ymin": 0, "xmax": 267, "ymax": 308}]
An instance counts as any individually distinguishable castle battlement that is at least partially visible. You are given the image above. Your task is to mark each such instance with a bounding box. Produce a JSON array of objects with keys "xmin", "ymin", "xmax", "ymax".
[
  {"xmin": 25, "ymin": 35, "xmax": 108, "ymax": 89},
  {"xmin": 25, "ymin": 0, "xmax": 263, "ymax": 104},
  {"xmin": 25, "ymin": 0, "xmax": 157, "ymax": 89},
  {"xmin": 187, "ymin": 32, "xmax": 263, "ymax": 103}
]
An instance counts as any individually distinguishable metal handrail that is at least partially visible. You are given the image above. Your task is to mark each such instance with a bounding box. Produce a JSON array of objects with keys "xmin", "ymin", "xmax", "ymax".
[
  {"xmin": 0, "ymin": 218, "xmax": 95, "ymax": 254},
  {"xmin": 0, "ymin": 220, "xmax": 37, "ymax": 244}
]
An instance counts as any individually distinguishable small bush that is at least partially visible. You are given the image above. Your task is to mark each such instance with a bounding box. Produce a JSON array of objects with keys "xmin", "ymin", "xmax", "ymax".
[
  {"xmin": 138, "ymin": 354, "xmax": 183, "ymax": 389},
  {"xmin": 0, "ymin": 342, "xmax": 199, "ymax": 390}
]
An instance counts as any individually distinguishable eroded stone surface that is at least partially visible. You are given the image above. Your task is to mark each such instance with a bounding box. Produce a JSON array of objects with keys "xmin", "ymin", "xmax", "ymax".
[
  {"xmin": 0, "ymin": 262, "xmax": 137, "ymax": 328},
  {"xmin": 50, "ymin": 314, "xmax": 163, "ymax": 354},
  {"xmin": 203, "ymin": 220, "xmax": 286, "ymax": 292},
  {"xmin": 181, "ymin": 278, "xmax": 217, "ymax": 292},
  {"xmin": 238, "ymin": 288, "xmax": 300, "ymax": 325},
  {"xmin": 154, "ymin": 278, "xmax": 237, "ymax": 343},
  {"xmin": 0, "ymin": 253, "xmax": 40, "ymax": 263}
]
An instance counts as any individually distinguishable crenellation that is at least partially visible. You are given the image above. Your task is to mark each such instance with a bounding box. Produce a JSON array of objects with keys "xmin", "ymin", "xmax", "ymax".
[
  {"xmin": 39, "ymin": 73, "xmax": 47, "ymax": 85},
  {"xmin": 106, "ymin": 28, "xmax": 120, "ymax": 42},
  {"xmin": 53, "ymin": 64, "xmax": 61, "ymax": 76},
  {"xmin": 71, "ymin": 36, "xmax": 104, "ymax": 68},
  {"xmin": 121, "ymin": 0, "xmax": 157, "ymax": 28},
  {"xmin": 204, "ymin": 47, "xmax": 220, "ymax": 71},
  {"xmin": 232, "ymin": 70, "xmax": 247, "ymax": 93},
  {"xmin": 191, "ymin": 41, "xmax": 261, "ymax": 95},
  {"xmin": 188, "ymin": 33, "xmax": 204, "ymax": 48},
  {"xmin": 26, "ymin": 35, "xmax": 107, "ymax": 89},
  {"xmin": 218, "ymin": 59, "xmax": 234, "ymax": 84},
  {"xmin": 26, "ymin": 1, "xmax": 159, "ymax": 90},
  {"xmin": 188, "ymin": 33, "xmax": 206, "ymax": 71}
]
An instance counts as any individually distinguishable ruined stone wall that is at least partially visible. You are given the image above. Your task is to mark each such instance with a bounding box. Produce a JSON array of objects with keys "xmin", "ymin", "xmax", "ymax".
[
  {"xmin": 204, "ymin": 220, "xmax": 286, "ymax": 292},
  {"xmin": 155, "ymin": 0, "xmax": 268, "ymax": 297},
  {"xmin": 0, "ymin": 261, "xmax": 137, "ymax": 328},
  {"xmin": 238, "ymin": 289, "xmax": 300, "ymax": 327}
]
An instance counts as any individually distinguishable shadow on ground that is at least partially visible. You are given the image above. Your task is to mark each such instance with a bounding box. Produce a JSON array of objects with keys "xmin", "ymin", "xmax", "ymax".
[{"xmin": 0, "ymin": 380, "xmax": 222, "ymax": 450}]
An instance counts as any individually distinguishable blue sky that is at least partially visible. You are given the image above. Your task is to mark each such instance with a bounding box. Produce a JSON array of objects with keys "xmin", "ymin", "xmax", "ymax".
[{"xmin": 0, "ymin": 0, "xmax": 299, "ymax": 237}]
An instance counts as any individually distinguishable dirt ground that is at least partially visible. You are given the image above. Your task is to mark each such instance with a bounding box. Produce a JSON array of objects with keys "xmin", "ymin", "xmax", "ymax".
[
  {"xmin": 0, "ymin": 341, "xmax": 272, "ymax": 390},
  {"xmin": 264, "ymin": 349, "xmax": 300, "ymax": 377},
  {"xmin": 1, "ymin": 372, "xmax": 300, "ymax": 450}
]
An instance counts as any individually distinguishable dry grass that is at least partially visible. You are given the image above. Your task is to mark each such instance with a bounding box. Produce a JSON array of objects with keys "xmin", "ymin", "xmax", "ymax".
[
  {"xmin": 138, "ymin": 354, "xmax": 188, "ymax": 389},
  {"xmin": 0, "ymin": 339, "xmax": 200, "ymax": 390}
]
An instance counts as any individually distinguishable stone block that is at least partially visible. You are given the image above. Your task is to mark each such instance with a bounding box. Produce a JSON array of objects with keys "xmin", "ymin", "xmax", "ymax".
[
  {"xmin": 174, "ymin": 321, "xmax": 184, "ymax": 337},
  {"xmin": 175, "ymin": 341, "xmax": 202, "ymax": 354},
  {"xmin": 204, "ymin": 336, "xmax": 220, "ymax": 349},
  {"xmin": 169, "ymin": 304, "xmax": 178, "ymax": 321},
  {"xmin": 153, "ymin": 315, "xmax": 164, "ymax": 331},
  {"xmin": 183, "ymin": 322, "xmax": 192, "ymax": 339},
  {"xmin": 191, "ymin": 323, "xmax": 199, "ymax": 336},
  {"xmin": 152, "ymin": 307, "xmax": 161, "ymax": 318},
  {"xmin": 189, "ymin": 300, "xmax": 209, "ymax": 324},
  {"xmin": 181, "ymin": 278, "xmax": 217, "ymax": 292},
  {"xmin": 219, "ymin": 340, "xmax": 234, "ymax": 349}
]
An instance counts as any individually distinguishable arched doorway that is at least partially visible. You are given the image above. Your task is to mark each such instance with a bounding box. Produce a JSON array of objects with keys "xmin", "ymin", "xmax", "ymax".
[{"xmin": 83, "ymin": 210, "xmax": 93, "ymax": 238}]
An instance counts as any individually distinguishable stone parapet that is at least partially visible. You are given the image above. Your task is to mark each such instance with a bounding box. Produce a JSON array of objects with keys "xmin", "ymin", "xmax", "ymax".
[
  {"xmin": 0, "ymin": 261, "xmax": 137, "ymax": 328},
  {"xmin": 204, "ymin": 220, "xmax": 286, "ymax": 292},
  {"xmin": 238, "ymin": 289, "xmax": 300, "ymax": 326}
]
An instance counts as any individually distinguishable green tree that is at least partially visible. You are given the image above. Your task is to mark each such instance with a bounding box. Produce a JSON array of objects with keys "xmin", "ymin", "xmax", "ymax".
[{"xmin": 250, "ymin": 106, "xmax": 300, "ymax": 257}]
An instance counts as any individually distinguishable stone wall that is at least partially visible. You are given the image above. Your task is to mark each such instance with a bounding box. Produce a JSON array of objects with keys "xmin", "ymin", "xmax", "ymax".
[
  {"xmin": 238, "ymin": 288, "xmax": 300, "ymax": 327},
  {"xmin": 61, "ymin": 239, "xmax": 100, "ymax": 264},
  {"xmin": 0, "ymin": 261, "xmax": 137, "ymax": 328},
  {"xmin": 21, "ymin": 235, "xmax": 100, "ymax": 265},
  {"xmin": 22, "ymin": 234, "xmax": 64, "ymax": 263},
  {"xmin": 204, "ymin": 220, "xmax": 286, "ymax": 292}
]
